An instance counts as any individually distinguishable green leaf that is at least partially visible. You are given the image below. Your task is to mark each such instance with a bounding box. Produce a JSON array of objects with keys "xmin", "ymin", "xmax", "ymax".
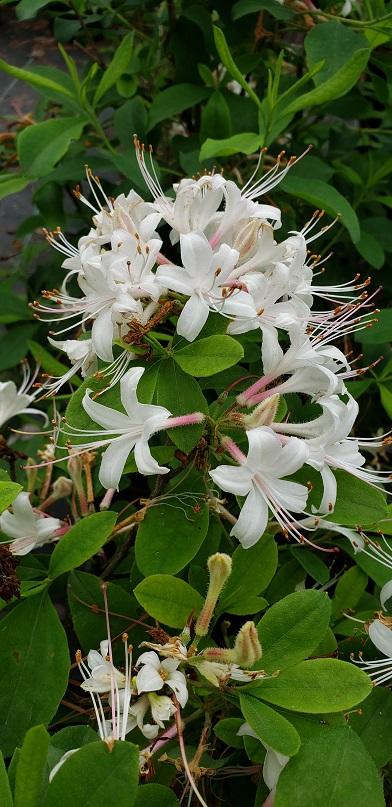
[
  {"xmin": 275, "ymin": 726, "xmax": 384, "ymax": 807},
  {"xmin": 134, "ymin": 574, "xmax": 203, "ymax": 628},
  {"xmin": 0, "ymin": 480, "xmax": 22, "ymax": 513},
  {"xmin": 14, "ymin": 725, "xmax": 50, "ymax": 807},
  {"xmin": 279, "ymin": 176, "xmax": 360, "ymax": 243},
  {"xmin": 252, "ymin": 659, "xmax": 372, "ymax": 713},
  {"xmin": 199, "ymin": 132, "xmax": 262, "ymax": 161},
  {"xmin": 49, "ymin": 511, "xmax": 117, "ymax": 579},
  {"xmin": 332, "ymin": 567, "xmax": 368, "ymax": 617},
  {"xmin": 174, "ymin": 335, "xmax": 244, "ymax": 377},
  {"xmin": 240, "ymin": 694, "xmax": 301, "ymax": 756},
  {"xmin": 28, "ymin": 340, "xmax": 81, "ymax": 386},
  {"xmin": 146, "ymin": 359, "xmax": 208, "ymax": 453},
  {"xmin": 135, "ymin": 497, "xmax": 209, "ymax": 575},
  {"xmin": 380, "ymin": 383, "xmax": 392, "ymax": 418},
  {"xmin": 0, "ymin": 58, "xmax": 74, "ymax": 98},
  {"xmin": 350, "ymin": 687, "xmax": 392, "ymax": 767},
  {"xmin": 18, "ymin": 117, "xmax": 86, "ymax": 178},
  {"xmin": 0, "ymin": 753, "xmax": 12, "ymax": 807},
  {"xmin": 147, "ymin": 84, "xmax": 210, "ymax": 131},
  {"xmin": 256, "ymin": 590, "xmax": 331, "ymax": 673},
  {"xmin": 305, "ymin": 23, "xmax": 369, "ymax": 87},
  {"xmin": 15, "ymin": 0, "xmax": 52, "ymax": 19},
  {"xmin": 0, "ymin": 324, "xmax": 38, "ymax": 371},
  {"xmin": 68, "ymin": 571, "xmax": 144, "ymax": 654},
  {"xmin": 220, "ymin": 534, "xmax": 277, "ymax": 612},
  {"xmin": 43, "ymin": 741, "xmax": 139, "ymax": 807},
  {"xmin": 214, "ymin": 717, "xmax": 245, "ymax": 749},
  {"xmin": 356, "ymin": 309, "xmax": 392, "ymax": 344},
  {"xmin": 213, "ymin": 26, "xmax": 261, "ymax": 109},
  {"xmin": 291, "ymin": 548, "xmax": 329, "ymax": 585},
  {"xmin": 0, "ymin": 592, "xmax": 69, "ymax": 756},
  {"xmin": 0, "ymin": 173, "xmax": 31, "ymax": 201},
  {"xmin": 134, "ymin": 784, "xmax": 180, "ymax": 807},
  {"xmin": 200, "ymin": 90, "xmax": 232, "ymax": 142},
  {"xmin": 329, "ymin": 470, "xmax": 388, "ymax": 526},
  {"xmin": 356, "ymin": 230, "xmax": 385, "ymax": 269},
  {"xmin": 232, "ymin": 0, "xmax": 293, "ymax": 20},
  {"xmin": 285, "ymin": 48, "xmax": 370, "ymax": 114},
  {"xmin": 94, "ymin": 33, "xmax": 134, "ymax": 105}
]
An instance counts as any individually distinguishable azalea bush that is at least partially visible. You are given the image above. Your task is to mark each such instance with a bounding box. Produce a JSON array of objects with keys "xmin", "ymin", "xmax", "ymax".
[{"xmin": 0, "ymin": 2, "xmax": 392, "ymax": 807}]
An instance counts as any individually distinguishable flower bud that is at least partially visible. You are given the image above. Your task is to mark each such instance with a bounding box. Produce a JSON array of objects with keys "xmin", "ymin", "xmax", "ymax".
[
  {"xmin": 199, "ymin": 646, "xmax": 236, "ymax": 664},
  {"xmin": 242, "ymin": 395, "xmax": 280, "ymax": 429},
  {"xmin": 25, "ymin": 458, "xmax": 37, "ymax": 493},
  {"xmin": 194, "ymin": 553, "xmax": 232, "ymax": 638},
  {"xmin": 233, "ymin": 220, "xmax": 263, "ymax": 260},
  {"xmin": 233, "ymin": 621, "xmax": 262, "ymax": 667},
  {"xmin": 52, "ymin": 476, "xmax": 73, "ymax": 499}
]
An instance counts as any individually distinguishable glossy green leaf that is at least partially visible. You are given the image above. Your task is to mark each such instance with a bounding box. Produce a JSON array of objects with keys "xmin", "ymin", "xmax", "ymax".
[
  {"xmin": 285, "ymin": 49, "xmax": 370, "ymax": 115},
  {"xmin": 147, "ymin": 359, "xmax": 208, "ymax": 453},
  {"xmin": 174, "ymin": 335, "xmax": 244, "ymax": 377},
  {"xmin": 0, "ymin": 173, "xmax": 31, "ymax": 201},
  {"xmin": 220, "ymin": 534, "xmax": 277, "ymax": 611},
  {"xmin": 240, "ymin": 694, "xmax": 301, "ymax": 756},
  {"xmin": 18, "ymin": 117, "xmax": 86, "ymax": 178},
  {"xmin": 305, "ymin": 23, "xmax": 369, "ymax": 86},
  {"xmin": 356, "ymin": 309, "xmax": 392, "ymax": 344},
  {"xmin": 329, "ymin": 470, "xmax": 388, "ymax": 526},
  {"xmin": 0, "ymin": 58, "xmax": 74, "ymax": 98},
  {"xmin": 94, "ymin": 33, "xmax": 134, "ymax": 104},
  {"xmin": 135, "ymin": 497, "xmax": 209, "ymax": 575},
  {"xmin": 134, "ymin": 784, "xmax": 180, "ymax": 807},
  {"xmin": 199, "ymin": 132, "xmax": 262, "ymax": 161},
  {"xmin": 256, "ymin": 590, "xmax": 331, "ymax": 672},
  {"xmin": 279, "ymin": 176, "xmax": 360, "ymax": 242},
  {"xmin": 134, "ymin": 574, "xmax": 203, "ymax": 628},
  {"xmin": 44, "ymin": 741, "xmax": 139, "ymax": 807},
  {"xmin": 232, "ymin": 0, "xmax": 293, "ymax": 20},
  {"xmin": 275, "ymin": 726, "xmax": 384, "ymax": 807},
  {"xmin": 49, "ymin": 511, "xmax": 117, "ymax": 579},
  {"xmin": 148, "ymin": 84, "xmax": 210, "ymax": 131},
  {"xmin": 0, "ymin": 480, "xmax": 22, "ymax": 513},
  {"xmin": 0, "ymin": 753, "xmax": 12, "ymax": 807},
  {"xmin": 14, "ymin": 725, "xmax": 50, "ymax": 807},
  {"xmin": 0, "ymin": 592, "xmax": 69, "ymax": 756},
  {"xmin": 251, "ymin": 658, "xmax": 372, "ymax": 713},
  {"xmin": 349, "ymin": 686, "xmax": 392, "ymax": 767},
  {"xmin": 213, "ymin": 26, "xmax": 261, "ymax": 109}
]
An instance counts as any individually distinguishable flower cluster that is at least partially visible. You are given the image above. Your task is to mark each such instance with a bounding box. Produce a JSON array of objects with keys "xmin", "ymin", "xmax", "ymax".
[{"xmin": 0, "ymin": 145, "xmax": 389, "ymax": 562}]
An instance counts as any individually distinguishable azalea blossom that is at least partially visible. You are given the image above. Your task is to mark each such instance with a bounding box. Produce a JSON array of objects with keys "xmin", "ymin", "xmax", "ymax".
[
  {"xmin": 66, "ymin": 366, "xmax": 204, "ymax": 489},
  {"xmin": 0, "ymin": 364, "xmax": 47, "ymax": 430},
  {"xmin": 209, "ymin": 427, "xmax": 309, "ymax": 548},
  {"xmin": 351, "ymin": 618, "xmax": 392, "ymax": 685},
  {"xmin": 79, "ymin": 640, "xmax": 127, "ymax": 694},
  {"xmin": 156, "ymin": 231, "xmax": 239, "ymax": 341},
  {"xmin": 136, "ymin": 650, "xmax": 188, "ymax": 707},
  {"xmin": 238, "ymin": 723, "xmax": 289, "ymax": 807},
  {"xmin": 127, "ymin": 692, "xmax": 176, "ymax": 739},
  {"xmin": 0, "ymin": 491, "xmax": 63, "ymax": 556}
]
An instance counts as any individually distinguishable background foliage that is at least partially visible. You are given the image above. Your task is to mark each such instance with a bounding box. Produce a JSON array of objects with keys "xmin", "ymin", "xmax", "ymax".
[{"xmin": 0, "ymin": 0, "xmax": 391, "ymax": 805}]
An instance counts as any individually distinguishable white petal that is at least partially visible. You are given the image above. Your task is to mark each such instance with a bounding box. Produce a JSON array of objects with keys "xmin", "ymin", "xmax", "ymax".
[
  {"xmin": 156, "ymin": 265, "xmax": 193, "ymax": 296},
  {"xmin": 381, "ymin": 581, "xmax": 392, "ymax": 610},
  {"xmin": 267, "ymin": 478, "xmax": 308, "ymax": 513},
  {"xmin": 209, "ymin": 464, "xmax": 253, "ymax": 496},
  {"xmin": 137, "ymin": 651, "xmax": 161, "ymax": 669},
  {"xmin": 166, "ymin": 672, "xmax": 188, "ymax": 707},
  {"xmin": 10, "ymin": 492, "xmax": 36, "ymax": 528},
  {"xmin": 232, "ymin": 487, "xmax": 268, "ymax": 548},
  {"xmin": 136, "ymin": 665, "xmax": 164, "ymax": 694},
  {"xmin": 99, "ymin": 437, "xmax": 135, "ymax": 490},
  {"xmin": 318, "ymin": 465, "xmax": 337, "ymax": 514},
  {"xmin": 92, "ymin": 308, "xmax": 114, "ymax": 363},
  {"xmin": 82, "ymin": 391, "xmax": 131, "ymax": 431},
  {"xmin": 134, "ymin": 436, "xmax": 169, "ymax": 477},
  {"xmin": 261, "ymin": 326, "xmax": 283, "ymax": 376},
  {"xmin": 180, "ymin": 232, "xmax": 212, "ymax": 278},
  {"xmin": 369, "ymin": 619, "xmax": 392, "ymax": 658},
  {"xmin": 176, "ymin": 294, "xmax": 209, "ymax": 341}
]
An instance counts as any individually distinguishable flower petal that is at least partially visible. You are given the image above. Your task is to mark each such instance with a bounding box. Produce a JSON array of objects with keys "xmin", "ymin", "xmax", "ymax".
[
  {"xmin": 82, "ymin": 391, "xmax": 131, "ymax": 431},
  {"xmin": 209, "ymin": 464, "xmax": 252, "ymax": 496},
  {"xmin": 369, "ymin": 619, "xmax": 392, "ymax": 658},
  {"xmin": 232, "ymin": 487, "xmax": 268, "ymax": 548},
  {"xmin": 99, "ymin": 437, "xmax": 135, "ymax": 490},
  {"xmin": 176, "ymin": 294, "xmax": 209, "ymax": 341}
]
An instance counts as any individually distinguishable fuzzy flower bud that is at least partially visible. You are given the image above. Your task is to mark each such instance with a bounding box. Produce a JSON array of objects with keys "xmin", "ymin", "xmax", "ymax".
[
  {"xmin": 233, "ymin": 621, "xmax": 262, "ymax": 667},
  {"xmin": 194, "ymin": 553, "xmax": 232, "ymax": 638},
  {"xmin": 40, "ymin": 476, "xmax": 73, "ymax": 510},
  {"xmin": 241, "ymin": 395, "xmax": 280, "ymax": 429}
]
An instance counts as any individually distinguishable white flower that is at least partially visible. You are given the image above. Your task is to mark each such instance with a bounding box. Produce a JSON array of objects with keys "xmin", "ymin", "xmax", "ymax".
[
  {"xmin": 80, "ymin": 640, "xmax": 126, "ymax": 694},
  {"xmin": 0, "ymin": 492, "xmax": 62, "ymax": 556},
  {"xmin": 156, "ymin": 232, "xmax": 239, "ymax": 341},
  {"xmin": 238, "ymin": 723, "xmax": 289, "ymax": 801},
  {"xmin": 0, "ymin": 366, "xmax": 47, "ymax": 430},
  {"xmin": 127, "ymin": 692, "xmax": 176, "ymax": 739},
  {"xmin": 136, "ymin": 650, "xmax": 188, "ymax": 707},
  {"xmin": 210, "ymin": 428, "xmax": 309, "ymax": 548},
  {"xmin": 69, "ymin": 366, "xmax": 172, "ymax": 489},
  {"xmin": 352, "ymin": 618, "xmax": 392, "ymax": 685}
]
